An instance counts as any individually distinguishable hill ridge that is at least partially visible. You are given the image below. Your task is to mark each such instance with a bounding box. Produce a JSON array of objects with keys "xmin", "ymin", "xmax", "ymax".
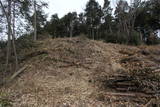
[{"xmin": 1, "ymin": 37, "xmax": 160, "ymax": 106}]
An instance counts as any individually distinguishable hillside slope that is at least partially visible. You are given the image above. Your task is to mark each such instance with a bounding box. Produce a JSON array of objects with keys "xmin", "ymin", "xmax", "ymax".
[{"xmin": 0, "ymin": 37, "xmax": 160, "ymax": 106}]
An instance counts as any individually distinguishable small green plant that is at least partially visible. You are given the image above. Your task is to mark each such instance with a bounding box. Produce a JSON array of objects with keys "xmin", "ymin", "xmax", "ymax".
[
  {"xmin": 0, "ymin": 92, "xmax": 12, "ymax": 107},
  {"xmin": 0, "ymin": 98, "xmax": 12, "ymax": 107}
]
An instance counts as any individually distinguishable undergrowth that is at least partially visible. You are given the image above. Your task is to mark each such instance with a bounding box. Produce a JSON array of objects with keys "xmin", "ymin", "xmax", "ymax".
[{"xmin": 0, "ymin": 92, "xmax": 12, "ymax": 107}]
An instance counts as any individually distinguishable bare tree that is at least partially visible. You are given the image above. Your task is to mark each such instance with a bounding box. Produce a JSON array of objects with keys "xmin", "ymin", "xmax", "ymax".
[
  {"xmin": 129, "ymin": 0, "xmax": 141, "ymax": 34},
  {"xmin": 12, "ymin": 0, "xmax": 18, "ymax": 70},
  {"xmin": 0, "ymin": 0, "xmax": 12, "ymax": 71},
  {"xmin": 115, "ymin": 0, "xmax": 141, "ymax": 43},
  {"xmin": 0, "ymin": 0, "xmax": 19, "ymax": 71},
  {"xmin": 33, "ymin": 0, "xmax": 37, "ymax": 41}
]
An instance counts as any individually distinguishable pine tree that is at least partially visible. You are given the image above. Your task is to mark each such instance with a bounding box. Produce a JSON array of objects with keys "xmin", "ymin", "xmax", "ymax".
[
  {"xmin": 102, "ymin": 0, "xmax": 113, "ymax": 35},
  {"xmin": 85, "ymin": 0, "xmax": 103, "ymax": 39}
]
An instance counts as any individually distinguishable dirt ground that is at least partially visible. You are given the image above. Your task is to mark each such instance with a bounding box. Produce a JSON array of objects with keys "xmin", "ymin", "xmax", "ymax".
[{"xmin": 0, "ymin": 37, "xmax": 160, "ymax": 107}]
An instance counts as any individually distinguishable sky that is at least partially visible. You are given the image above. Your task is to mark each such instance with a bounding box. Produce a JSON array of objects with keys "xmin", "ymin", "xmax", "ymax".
[
  {"xmin": 45, "ymin": 0, "xmax": 148, "ymax": 20},
  {"xmin": 45, "ymin": 0, "xmax": 118, "ymax": 19}
]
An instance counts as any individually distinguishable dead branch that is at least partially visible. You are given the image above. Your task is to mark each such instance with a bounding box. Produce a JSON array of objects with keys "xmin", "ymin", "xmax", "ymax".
[
  {"xmin": 8, "ymin": 66, "xmax": 27, "ymax": 82},
  {"xmin": 105, "ymin": 92, "xmax": 153, "ymax": 98}
]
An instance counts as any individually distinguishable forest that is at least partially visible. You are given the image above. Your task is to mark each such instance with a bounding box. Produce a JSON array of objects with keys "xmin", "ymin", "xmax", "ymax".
[
  {"xmin": 0, "ymin": 0, "xmax": 160, "ymax": 106},
  {"xmin": 45, "ymin": 0, "xmax": 160, "ymax": 45}
]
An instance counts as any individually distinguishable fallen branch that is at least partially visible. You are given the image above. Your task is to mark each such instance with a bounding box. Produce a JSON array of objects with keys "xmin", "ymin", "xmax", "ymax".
[
  {"xmin": 8, "ymin": 66, "xmax": 27, "ymax": 82},
  {"xmin": 0, "ymin": 66, "xmax": 27, "ymax": 86},
  {"xmin": 105, "ymin": 92, "xmax": 153, "ymax": 98},
  {"xmin": 152, "ymin": 69, "xmax": 160, "ymax": 73},
  {"xmin": 20, "ymin": 50, "xmax": 48, "ymax": 62}
]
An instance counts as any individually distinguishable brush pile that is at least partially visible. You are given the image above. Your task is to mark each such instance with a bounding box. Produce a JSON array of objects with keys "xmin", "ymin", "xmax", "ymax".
[
  {"xmin": 106, "ymin": 68, "xmax": 160, "ymax": 95},
  {"xmin": 105, "ymin": 46, "xmax": 160, "ymax": 98}
]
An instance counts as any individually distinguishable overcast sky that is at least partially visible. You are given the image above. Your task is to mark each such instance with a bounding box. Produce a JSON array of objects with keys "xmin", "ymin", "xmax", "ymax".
[{"xmin": 45, "ymin": 0, "xmax": 119, "ymax": 19}]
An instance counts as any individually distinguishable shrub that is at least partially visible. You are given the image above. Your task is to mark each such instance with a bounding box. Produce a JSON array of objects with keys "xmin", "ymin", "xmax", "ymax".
[
  {"xmin": 15, "ymin": 34, "xmax": 36, "ymax": 53},
  {"xmin": 0, "ymin": 41, "xmax": 6, "ymax": 49},
  {"xmin": 103, "ymin": 32, "xmax": 128, "ymax": 44},
  {"xmin": 129, "ymin": 31, "xmax": 142, "ymax": 45}
]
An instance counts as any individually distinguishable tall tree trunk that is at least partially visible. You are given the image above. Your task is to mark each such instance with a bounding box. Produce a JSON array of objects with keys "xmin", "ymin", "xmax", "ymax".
[
  {"xmin": 34, "ymin": 0, "xmax": 37, "ymax": 41},
  {"xmin": 140, "ymin": 32, "xmax": 142, "ymax": 42},
  {"xmin": 0, "ymin": 0, "xmax": 19, "ymax": 72},
  {"xmin": 0, "ymin": 0, "xmax": 11, "ymax": 73},
  {"xmin": 90, "ymin": 28, "xmax": 92, "ymax": 38},
  {"xmin": 6, "ymin": 0, "xmax": 12, "ymax": 72},
  {"xmin": 88, "ymin": 27, "xmax": 91, "ymax": 38},
  {"xmin": 96, "ymin": 27, "xmax": 98, "ymax": 40},
  {"xmin": 70, "ymin": 21, "xmax": 73, "ymax": 38},
  {"xmin": 109, "ymin": 24, "xmax": 112, "ymax": 34},
  {"xmin": 12, "ymin": 1, "xmax": 19, "ymax": 70},
  {"xmin": 92, "ymin": 27, "xmax": 94, "ymax": 40}
]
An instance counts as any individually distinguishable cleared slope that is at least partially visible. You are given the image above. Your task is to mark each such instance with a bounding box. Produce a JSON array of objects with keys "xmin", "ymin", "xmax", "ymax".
[{"xmin": 0, "ymin": 37, "xmax": 160, "ymax": 106}]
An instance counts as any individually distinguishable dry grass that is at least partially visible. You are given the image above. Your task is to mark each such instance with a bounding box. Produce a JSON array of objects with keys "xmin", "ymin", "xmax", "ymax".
[{"xmin": 0, "ymin": 37, "xmax": 160, "ymax": 107}]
